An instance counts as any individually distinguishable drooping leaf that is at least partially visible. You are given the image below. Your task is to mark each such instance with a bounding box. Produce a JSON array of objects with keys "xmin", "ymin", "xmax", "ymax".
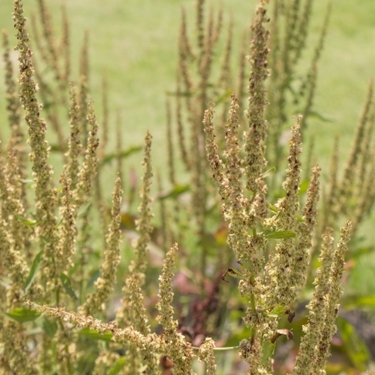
[
  {"xmin": 5, "ymin": 308, "xmax": 41, "ymax": 322},
  {"xmin": 42, "ymin": 317, "xmax": 58, "ymax": 338},
  {"xmin": 265, "ymin": 230, "xmax": 296, "ymax": 239},
  {"xmin": 108, "ymin": 357, "xmax": 126, "ymax": 375},
  {"xmin": 271, "ymin": 329, "xmax": 293, "ymax": 343},
  {"xmin": 79, "ymin": 328, "xmax": 113, "ymax": 342},
  {"xmin": 100, "ymin": 145, "xmax": 142, "ymax": 166},
  {"xmin": 60, "ymin": 273, "xmax": 78, "ymax": 301},
  {"xmin": 24, "ymin": 251, "xmax": 42, "ymax": 293},
  {"xmin": 222, "ymin": 268, "xmax": 242, "ymax": 282}
]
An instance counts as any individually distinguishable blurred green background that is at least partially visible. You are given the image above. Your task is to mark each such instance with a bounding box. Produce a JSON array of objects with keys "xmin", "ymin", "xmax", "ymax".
[{"xmin": 1, "ymin": 0, "xmax": 375, "ymax": 158}]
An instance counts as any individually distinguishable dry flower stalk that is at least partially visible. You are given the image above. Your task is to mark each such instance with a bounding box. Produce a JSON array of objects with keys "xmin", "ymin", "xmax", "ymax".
[
  {"xmin": 74, "ymin": 100, "xmax": 99, "ymax": 207},
  {"xmin": 65, "ymin": 84, "xmax": 82, "ymax": 191},
  {"xmin": 128, "ymin": 131, "xmax": 153, "ymax": 279},
  {"xmin": 293, "ymin": 221, "xmax": 352, "ymax": 375},
  {"xmin": 82, "ymin": 174, "xmax": 123, "ymax": 315},
  {"xmin": 157, "ymin": 243, "xmax": 195, "ymax": 374},
  {"xmin": 14, "ymin": 0, "xmax": 59, "ymax": 295}
]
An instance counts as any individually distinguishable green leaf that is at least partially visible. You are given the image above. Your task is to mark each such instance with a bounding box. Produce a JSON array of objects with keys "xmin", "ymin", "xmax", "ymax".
[
  {"xmin": 42, "ymin": 317, "xmax": 58, "ymax": 338},
  {"xmin": 100, "ymin": 145, "xmax": 142, "ymax": 166},
  {"xmin": 269, "ymin": 204, "xmax": 278, "ymax": 213},
  {"xmin": 261, "ymin": 339, "xmax": 275, "ymax": 366},
  {"xmin": 298, "ymin": 179, "xmax": 310, "ymax": 196},
  {"xmin": 24, "ymin": 251, "xmax": 42, "ymax": 293},
  {"xmin": 79, "ymin": 328, "xmax": 113, "ymax": 342},
  {"xmin": 268, "ymin": 305, "xmax": 285, "ymax": 318},
  {"xmin": 263, "ymin": 167, "xmax": 276, "ymax": 178},
  {"xmin": 5, "ymin": 308, "xmax": 41, "ymax": 322},
  {"xmin": 49, "ymin": 144, "xmax": 63, "ymax": 152},
  {"xmin": 336, "ymin": 316, "xmax": 370, "ymax": 371},
  {"xmin": 265, "ymin": 230, "xmax": 296, "ymax": 239},
  {"xmin": 77, "ymin": 200, "xmax": 92, "ymax": 218},
  {"xmin": 40, "ymin": 235, "xmax": 50, "ymax": 244},
  {"xmin": 157, "ymin": 184, "xmax": 190, "ymax": 200},
  {"xmin": 108, "ymin": 357, "xmax": 126, "ymax": 375},
  {"xmin": 86, "ymin": 269, "xmax": 100, "ymax": 289},
  {"xmin": 14, "ymin": 214, "xmax": 38, "ymax": 226},
  {"xmin": 60, "ymin": 273, "xmax": 78, "ymax": 301},
  {"xmin": 214, "ymin": 89, "xmax": 232, "ymax": 105}
]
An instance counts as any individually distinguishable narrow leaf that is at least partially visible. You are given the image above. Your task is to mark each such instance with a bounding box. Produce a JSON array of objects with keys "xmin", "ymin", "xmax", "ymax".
[
  {"xmin": 79, "ymin": 328, "xmax": 113, "ymax": 342},
  {"xmin": 60, "ymin": 273, "xmax": 78, "ymax": 301},
  {"xmin": 5, "ymin": 308, "xmax": 41, "ymax": 322},
  {"xmin": 261, "ymin": 339, "xmax": 275, "ymax": 366},
  {"xmin": 298, "ymin": 179, "xmax": 310, "ymax": 196},
  {"xmin": 24, "ymin": 251, "xmax": 42, "ymax": 293},
  {"xmin": 14, "ymin": 214, "xmax": 38, "ymax": 226},
  {"xmin": 108, "ymin": 358, "xmax": 126, "ymax": 375},
  {"xmin": 265, "ymin": 230, "xmax": 296, "ymax": 239},
  {"xmin": 157, "ymin": 184, "xmax": 190, "ymax": 200},
  {"xmin": 263, "ymin": 167, "xmax": 276, "ymax": 178},
  {"xmin": 166, "ymin": 90, "xmax": 194, "ymax": 97},
  {"xmin": 42, "ymin": 317, "xmax": 58, "ymax": 338},
  {"xmin": 268, "ymin": 305, "xmax": 285, "ymax": 318},
  {"xmin": 214, "ymin": 89, "xmax": 232, "ymax": 105},
  {"xmin": 100, "ymin": 145, "xmax": 142, "ymax": 166},
  {"xmin": 77, "ymin": 200, "xmax": 92, "ymax": 218},
  {"xmin": 269, "ymin": 204, "xmax": 278, "ymax": 213}
]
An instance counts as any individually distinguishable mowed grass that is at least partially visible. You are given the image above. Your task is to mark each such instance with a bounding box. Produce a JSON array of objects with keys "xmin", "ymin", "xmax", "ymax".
[{"xmin": 1, "ymin": 1, "xmax": 375, "ymax": 297}]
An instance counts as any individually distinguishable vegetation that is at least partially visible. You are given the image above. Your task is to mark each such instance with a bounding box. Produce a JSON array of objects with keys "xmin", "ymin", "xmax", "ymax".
[{"xmin": 1, "ymin": 0, "xmax": 375, "ymax": 374}]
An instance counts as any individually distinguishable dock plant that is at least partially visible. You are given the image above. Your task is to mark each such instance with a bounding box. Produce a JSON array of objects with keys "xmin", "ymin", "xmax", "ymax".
[{"xmin": 0, "ymin": 0, "xmax": 374, "ymax": 374}]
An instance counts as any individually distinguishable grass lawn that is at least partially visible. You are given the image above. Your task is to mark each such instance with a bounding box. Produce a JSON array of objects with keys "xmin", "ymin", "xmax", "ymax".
[{"xmin": 1, "ymin": 0, "xmax": 375, "ymax": 297}]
